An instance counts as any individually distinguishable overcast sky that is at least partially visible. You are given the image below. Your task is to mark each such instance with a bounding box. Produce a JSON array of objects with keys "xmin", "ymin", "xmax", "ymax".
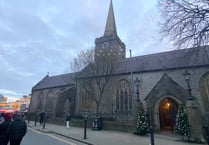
[{"xmin": 0, "ymin": 0, "xmax": 172, "ymax": 99}]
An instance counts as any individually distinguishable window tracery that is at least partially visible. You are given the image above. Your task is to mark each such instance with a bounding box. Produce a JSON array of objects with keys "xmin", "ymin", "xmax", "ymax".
[
  {"xmin": 80, "ymin": 89, "xmax": 93, "ymax": 110},
  {"xmin": 116, "ymin": 80, "xmax": 133, "ymax": 111},
  {"xmin": 200, "ymin": 72, "xmax": 209, "ymax": 112}
]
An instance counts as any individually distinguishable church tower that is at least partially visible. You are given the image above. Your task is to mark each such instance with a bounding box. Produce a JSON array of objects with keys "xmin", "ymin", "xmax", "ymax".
[{"xmin": 95, "ymin": 0, "xmax": 126, "ymax": 61}]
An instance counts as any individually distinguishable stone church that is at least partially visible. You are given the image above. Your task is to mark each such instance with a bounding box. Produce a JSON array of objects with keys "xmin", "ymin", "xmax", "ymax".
[{"xmin": 29, "ymin": 0, "xmax": 209, "ymax": 137}]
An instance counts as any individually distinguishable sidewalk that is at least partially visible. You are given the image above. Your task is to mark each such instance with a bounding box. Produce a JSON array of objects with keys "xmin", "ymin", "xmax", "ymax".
[{"xmin": 27, "ymin": 121, "xmax": 206, "ymax": 145}]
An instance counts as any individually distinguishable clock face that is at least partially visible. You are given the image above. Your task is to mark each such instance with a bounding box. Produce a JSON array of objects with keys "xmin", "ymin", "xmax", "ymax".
[
  {"xmin": 102, "ymin": 42, "xmax": 109, "ymax": 48},
  {"xmin": 119, "ymin": 45, "xmax": 123, "ymax": 52}
]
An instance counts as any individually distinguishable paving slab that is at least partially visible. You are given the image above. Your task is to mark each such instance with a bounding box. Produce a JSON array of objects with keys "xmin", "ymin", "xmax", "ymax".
[{"xmin": 28, "ymin": 121, "xmax": 206, "ymax": 145}]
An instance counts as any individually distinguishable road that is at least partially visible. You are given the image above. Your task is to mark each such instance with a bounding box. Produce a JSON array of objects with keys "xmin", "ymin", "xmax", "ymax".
[{"xmin": 19, "ymin": 128, "xmax": 87, "ymax": 145}]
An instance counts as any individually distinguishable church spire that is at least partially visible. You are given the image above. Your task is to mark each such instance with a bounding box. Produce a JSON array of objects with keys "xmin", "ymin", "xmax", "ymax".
[{"xmin": 104, "ymin": 0, "xmax": 117, "ymax": 36}]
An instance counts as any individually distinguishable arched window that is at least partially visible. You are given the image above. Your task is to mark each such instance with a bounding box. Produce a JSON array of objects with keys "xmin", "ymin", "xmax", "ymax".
[
  {"xmin": 116, "ymin": 90, "xmax": 119, "ymax": 109},
  {"xmin": 64, "ymin": 99, "xmax": 70, "ymax": 114},
  {"xmin": 116, "ymin": 79, "xmax": 133, "ymax": 111},
  {"xmin": 129, "ymin": 88, "xmax": 132, "ymax": 110},
  {"xmin": 199, "ymin": 72, "xmax": 209, "ymax": 112},
  {"xmin": 124, "ymin": 90, "xmax": 128, "ymax": 110},
  {"xmin": 37, "ymin": 92, "xmax": 44, "ymax": 112},
  {"xmin": 120, "ymin": 90, "xmax": 124, "ymax": 110},
  {"xmin": 45, "ymin": 91, "xmax": 54, "ymax": 113},
  {"xmin": 80, "ymin": 89, "xmax": 93, "ymax": 110}
]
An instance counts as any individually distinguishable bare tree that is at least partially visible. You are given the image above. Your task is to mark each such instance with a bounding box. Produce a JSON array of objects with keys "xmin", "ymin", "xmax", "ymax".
[
  {"xmin": 159, "ymin": 0, "xmax": 209, "ymax": 48},
  {"xmin": 72, "ymin": 49, "xmax": 118, "ymax": 115},
  {"xmin": 69, "ymin": 49, "xmax": 94, "ymax": 77}
]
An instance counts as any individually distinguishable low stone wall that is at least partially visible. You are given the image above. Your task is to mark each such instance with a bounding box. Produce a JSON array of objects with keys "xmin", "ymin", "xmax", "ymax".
[
  {"xmin": 51, "ymin": 118, "xmax": 135, "ymax": 133},
  {"xmin": 27, "ymin": 114, "xmax": 135, "ymax": 133},
  {"xmin": 103, "ymin": 121, "xmax": 135, "ymax": 133}
]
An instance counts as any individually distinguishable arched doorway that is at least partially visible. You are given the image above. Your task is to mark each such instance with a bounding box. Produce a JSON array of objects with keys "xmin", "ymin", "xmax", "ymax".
[
  {"xmin": 55, "ymin": 87, "xmax": 76, "ymax": 118},
  {"xmin": 159, "ymin": 97, "xmax": 178, "ymax": 132}
]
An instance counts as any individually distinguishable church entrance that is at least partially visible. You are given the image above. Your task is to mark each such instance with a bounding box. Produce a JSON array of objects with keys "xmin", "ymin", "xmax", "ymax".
[{"xmin": 159, "ymin": 97, "xmax": 178, "ymax": 132}]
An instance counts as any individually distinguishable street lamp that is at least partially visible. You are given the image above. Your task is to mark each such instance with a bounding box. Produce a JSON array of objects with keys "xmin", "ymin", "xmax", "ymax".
[
  {"xmin": 134, "ymin": 77, "xmax": 140, "ymax": 102},
  {"xmin": 183, "ymin": 70, "xmax": 195, "ymax": 100},
  {"xmin": 146, "ymin": 106, "xmax": 155, "ymax": 145},
  {"xmin": 183, "ymin": 70, "xmax": 205, "ymax": 142}
]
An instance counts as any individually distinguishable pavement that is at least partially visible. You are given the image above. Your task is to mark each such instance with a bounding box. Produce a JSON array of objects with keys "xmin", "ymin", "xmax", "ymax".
[{"xmin": 27, "ymin": 121, "xmax": 206, "ymax": 145}]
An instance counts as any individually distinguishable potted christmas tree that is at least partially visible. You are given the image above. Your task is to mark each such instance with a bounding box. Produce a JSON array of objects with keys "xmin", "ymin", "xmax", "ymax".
[
  {"xmin": 174, "ymin": 104, "xmax": 191, "ymax": 141},
  {"xmin": 134, "ymin": 100, "xmax": 148, "ymax": 135}
]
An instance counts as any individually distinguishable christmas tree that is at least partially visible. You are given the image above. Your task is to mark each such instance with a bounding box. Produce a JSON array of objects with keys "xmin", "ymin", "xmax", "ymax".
[
  {"xmin": 174, "ymin": 104, "xmax": 191, "ymax": 140},
  {"xmin": 135, "ymin": 100, "xmax": 148, "ymax": 135}
]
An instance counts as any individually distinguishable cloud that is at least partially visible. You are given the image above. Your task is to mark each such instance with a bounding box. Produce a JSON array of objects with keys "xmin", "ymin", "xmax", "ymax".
[
  {"xmin": 0, "ymin": 89, "xmax": 23, "ymax": 97},
  {"xmin": 0, "ymin": 0, "xmax": 172, "ymax": 98}
]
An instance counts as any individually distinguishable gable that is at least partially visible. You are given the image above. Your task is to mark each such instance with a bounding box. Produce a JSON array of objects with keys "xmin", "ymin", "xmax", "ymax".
[{"xmin": 145, "ymin": 73, "xmax": 187, "ymax": 104}]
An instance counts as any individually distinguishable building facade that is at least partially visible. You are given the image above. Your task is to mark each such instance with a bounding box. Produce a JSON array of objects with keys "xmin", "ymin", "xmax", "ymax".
[{"xmin": 29, "ymin": 0, "xmax": 209, "ymax": 135}]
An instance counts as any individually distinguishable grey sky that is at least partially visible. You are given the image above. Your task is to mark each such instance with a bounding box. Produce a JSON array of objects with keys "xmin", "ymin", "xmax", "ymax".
[{"xmin": 0, "ymin": 0, "xmax": 172, "ymax": 99}]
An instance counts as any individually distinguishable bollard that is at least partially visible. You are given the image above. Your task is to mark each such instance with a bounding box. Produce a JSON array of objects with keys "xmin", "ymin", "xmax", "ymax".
[
  {"xmin": 27, "ymin": 113, "xmax": 31, "ymax": 124},
  {"xmin": 150, "ymin": 125, "xmax": 155, "ymax": 145},
  {"xmin": 82, "ymin": 111, "xmax": 89, "ymax": 139},
  {"xmin": 84, "ymin": 118, "xmax": 87, "ymax": 139},
  {"xmin": 43, "ymin": 112, "xmax": 47, "ymax": 129},
  {"xmin": 34, "ymin": 113, "xmax": 38, "ymax": 126},
  {"xmin": 146, "ymin": 113, "xmax": 155, "ymax": 145}
]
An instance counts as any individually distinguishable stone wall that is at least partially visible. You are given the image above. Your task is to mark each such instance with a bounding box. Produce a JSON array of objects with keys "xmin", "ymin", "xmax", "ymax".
[{"xmin": 30, "ymin": 65, "xmax": 209, "ymax": 133}]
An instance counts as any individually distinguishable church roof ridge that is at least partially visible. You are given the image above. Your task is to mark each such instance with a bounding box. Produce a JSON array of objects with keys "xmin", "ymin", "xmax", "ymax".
[
  {"xmin": 118, "ymin": 46, "xmax": 209, "ymax": 74},
  {"xmin": 129, "ymin": 45, "xmax": 209, "ymax": 59},
  {"xmin": 32, "ymin": 74, "xmax": 49, "ymax": 90},
  {"xmin": 32, "ymin": 46, "xmax": 209, "ymax": 90},
  {"xmin": 32, "ymin": 73, "xmax": 75, "ymax": 91}
]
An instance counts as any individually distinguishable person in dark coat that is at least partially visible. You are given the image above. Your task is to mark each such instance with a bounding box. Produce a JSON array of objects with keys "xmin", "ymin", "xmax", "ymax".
[
  {"xmin": 65, "ymin": 113, "xmax": 71, "ymax": 128},
  {"xmin": 39, "ymin": 111, "xmax": 45, "ymax": 124},
  {"xmin": 0, "ymin": 113, "xmax": 5, "ymax": 144},
  {"xmin": 0, "ymin": 113, "xmax": 11, "ymax": 145},
  {"xmin": 7, "ymin": 113, "xmax": 27, "ymax": 145}
]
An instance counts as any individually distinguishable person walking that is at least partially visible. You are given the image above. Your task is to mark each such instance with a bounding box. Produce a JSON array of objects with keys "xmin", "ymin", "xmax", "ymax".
[
  {"xmin": 7, "ymin": 113, "xmax": 27, "ymax": 145},
  {"xmin": 0, "ymin": 113, "xmax": 5, "ymax": 145},
  {"xmin": 65, "ymin": 113, "xmax": 71, "ymax": 128},
  {"xmin": 39, "ymin": 111, "xmax": 45, "ymax": 124},
  {"xmin": 0, "ymin": 113, "xmax": 7, "ymax": 145},
  {"xmin": 0, "ymin": 113, "xmax": 11, "ymax": 145}
]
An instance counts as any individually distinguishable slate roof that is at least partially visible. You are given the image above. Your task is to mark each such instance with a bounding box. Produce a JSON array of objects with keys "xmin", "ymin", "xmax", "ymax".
[
  {"xmin": 32, "ymin": 73, "xmax": 75, "ymax": 91},
  {"xmin": 117, "ymin": 46, "xmax": 209, "ymax": 74},
  {"xmin": 32, "ymin": 46, "xmax": 209, "ymax": 91}
]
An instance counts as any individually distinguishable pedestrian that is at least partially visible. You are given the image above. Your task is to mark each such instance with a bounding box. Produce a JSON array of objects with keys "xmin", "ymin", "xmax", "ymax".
[
  {"xmin": 39, "ymin": 111, "xmax": 45, "ymax": 124},
  {"xmin": 0, "ymin": 113, "xmax": 12, "ymax": 145},
  {"xmin": 65, "ymin": 113, "xmax": 71, "ymax": 128},
  {"xmin": 7, "ymin": 113, "xmax": 27, "ymax": 145}
]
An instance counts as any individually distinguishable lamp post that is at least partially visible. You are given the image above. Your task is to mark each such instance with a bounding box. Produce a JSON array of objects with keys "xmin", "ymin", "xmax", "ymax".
[
  {"xmin": 134, "ymin": 77, "xmax": 140, "ymax": 102},
  {"xmin": 42, "ymin": 112, "xmax": 47, "ymax": 129},
  {"xmin": 34, "ymin": 112, "xmax": 38, "ymax": 126},
  {"xmin": 183, "ymin": 70, "xmax": 195, "ymax": 101},
  {"xmin": 134, "ymin": 77, "xmax": 140, "ymax": 123},
  {"xmin": 147, "ymin": 106, "xmax": 155, "ymax": 145},
  {"xmin": 134, "ymin": 77, "xmax": 154, "ymax": 144},
  {"xmin": 27, "ymin": 112, "xmax": 31, "ymax": 124},
  {"xmin": 183, "ymin": 70, "xmax": 205, "ymax": 142}
]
